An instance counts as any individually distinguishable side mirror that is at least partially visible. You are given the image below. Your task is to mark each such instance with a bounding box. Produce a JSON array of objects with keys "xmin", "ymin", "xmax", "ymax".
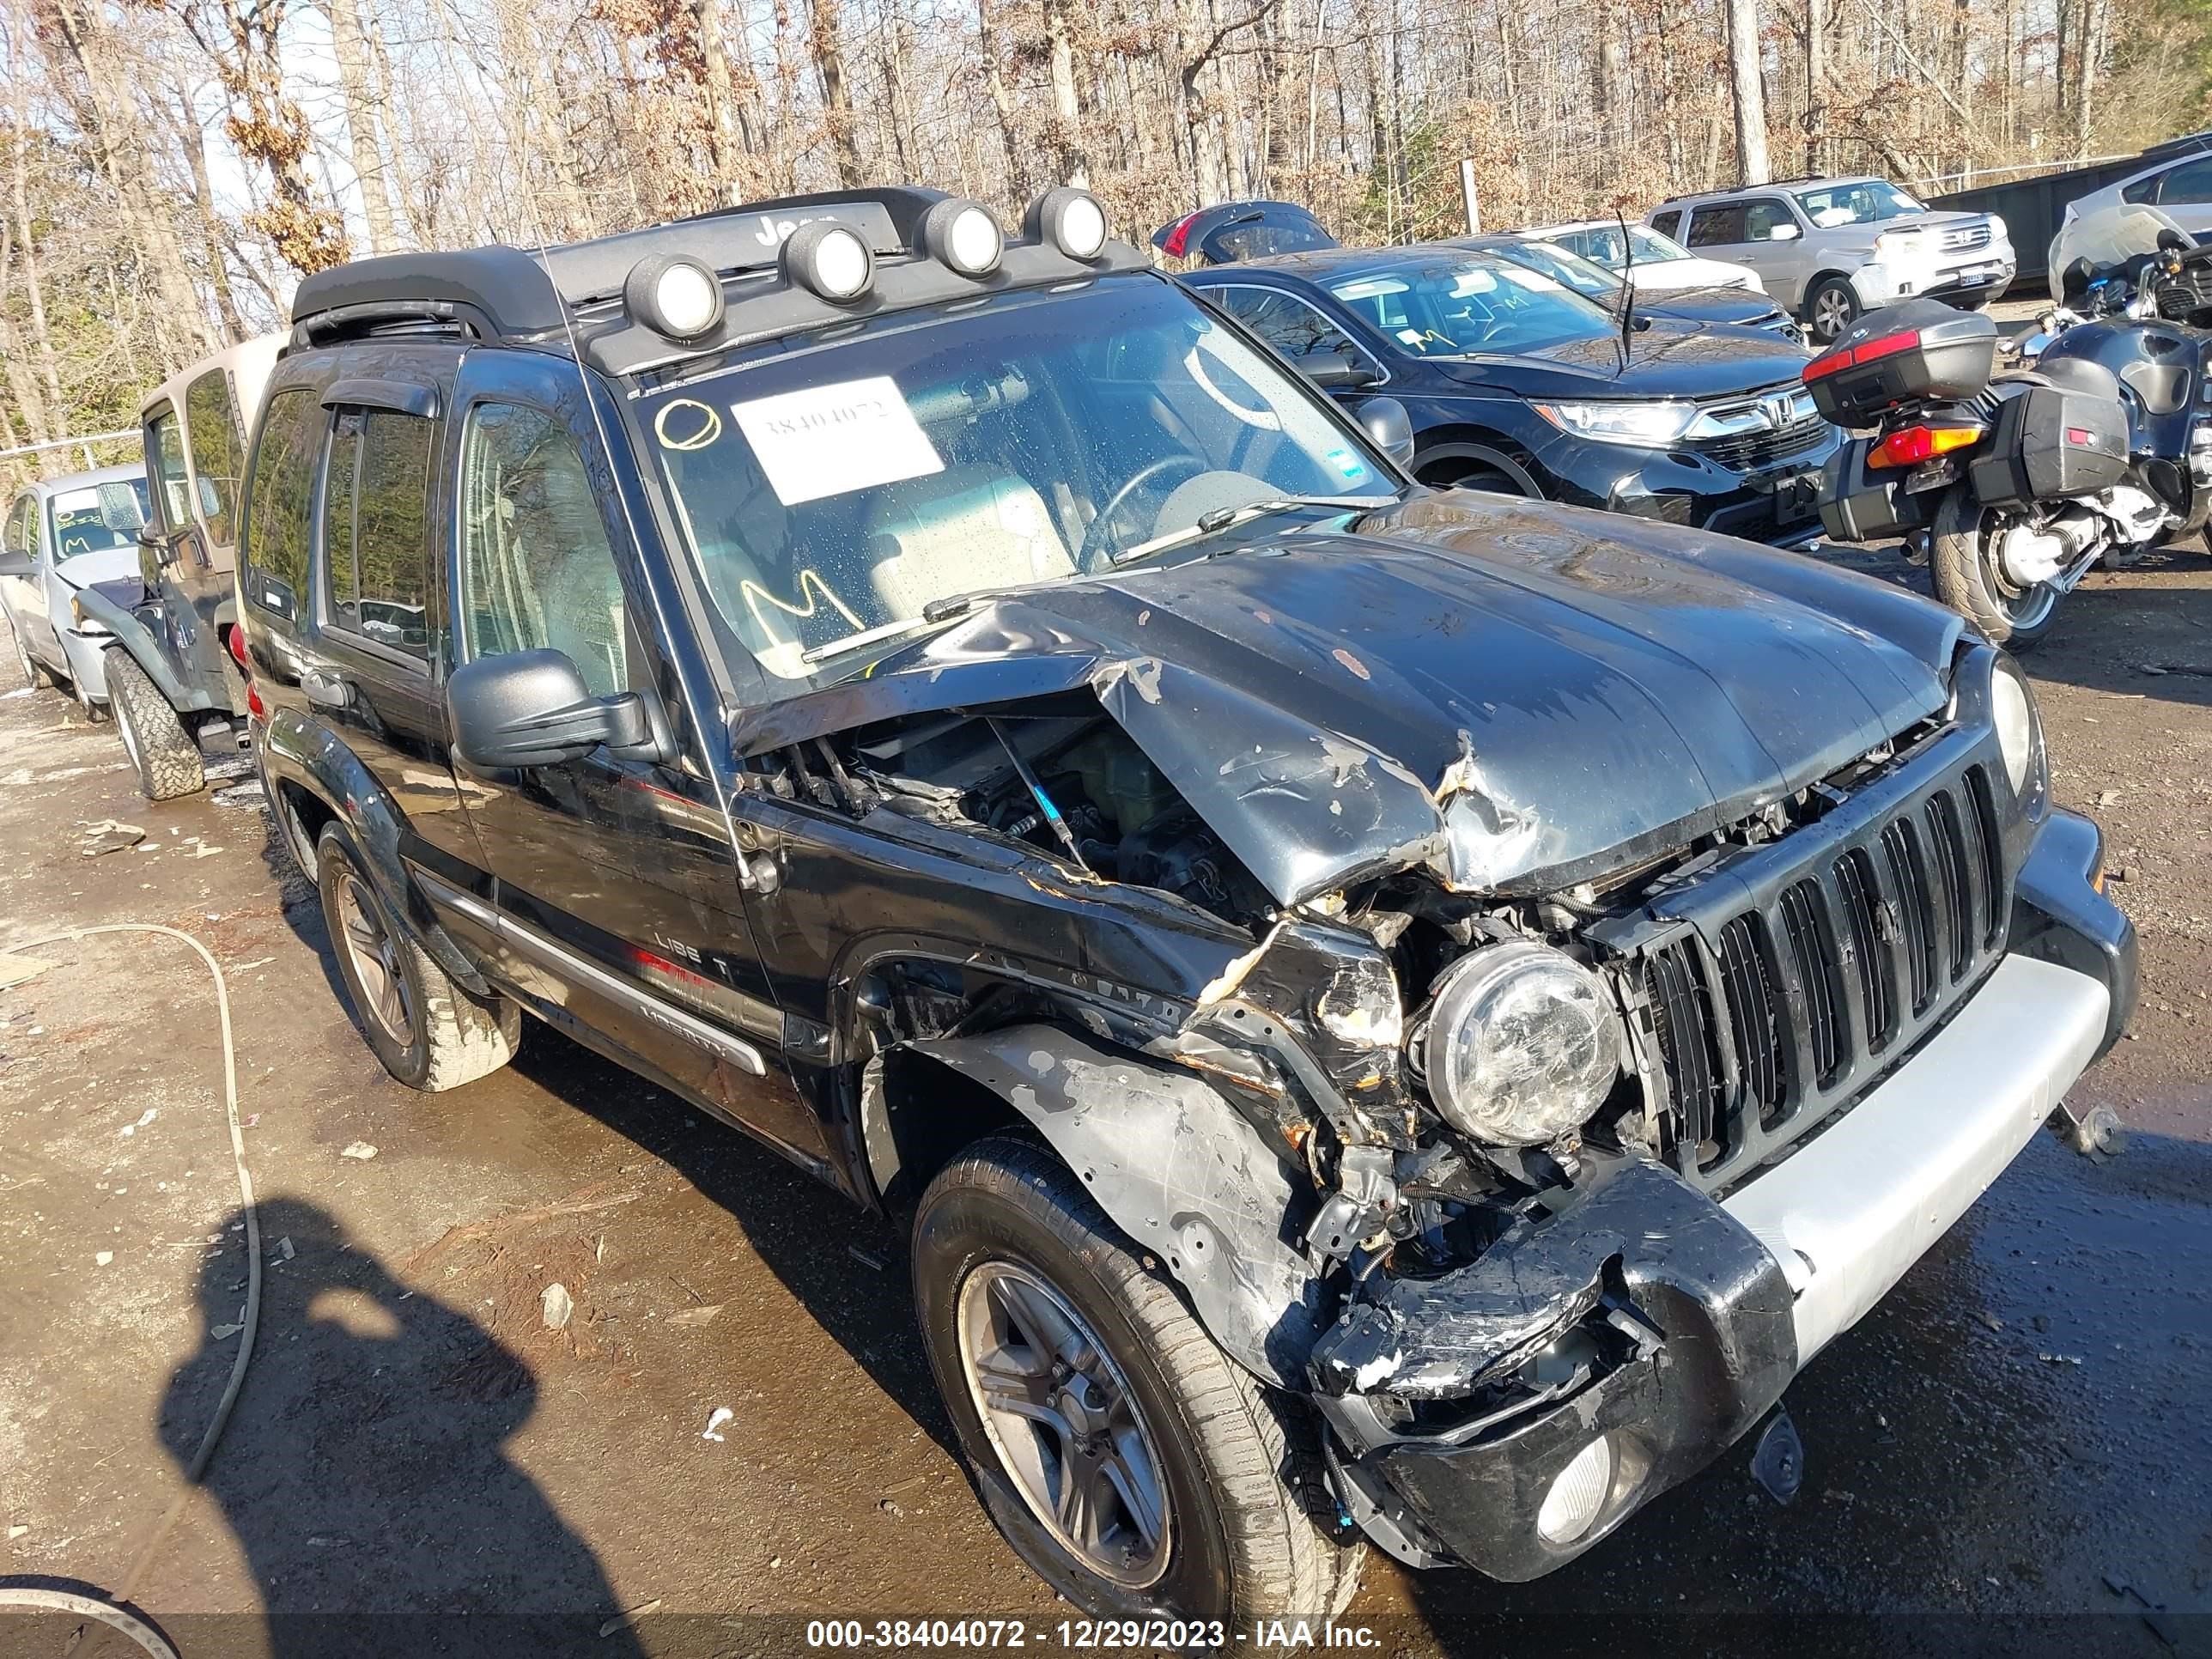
[
  {"xmin": 447, "ymin": 648, "xmax": 659, "ymax": 771},
  {"xmin": 1300, "ymin": 351, "xmax": 1381, "ymax": 391},
  {"xmin": 0, "ymin": 550, "xmax": 33, "ymax": 578},
  {"xmin": 1356, "ymin": 397, "xmax": 1415, "ymax": 468},
  {"xmin": 1765, "ymin": 222, "xmax": 1802, "ymax": 243}
]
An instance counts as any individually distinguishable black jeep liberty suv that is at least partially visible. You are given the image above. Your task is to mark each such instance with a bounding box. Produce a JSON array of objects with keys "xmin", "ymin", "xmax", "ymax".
[{"xmin": 236, "ymin": 185, "xmax": 2136, "ymax": 1620}]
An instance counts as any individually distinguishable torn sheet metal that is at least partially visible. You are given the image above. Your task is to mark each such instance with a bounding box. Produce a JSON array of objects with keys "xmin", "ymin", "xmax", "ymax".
[
  {"xmin": 914, "ymin": 1023, "xmax": 1328, "ymax": 1385},
  {"xmin": 1188, "ymin": 919, "xmax": 1416, "ymax": 1147},
  {"xmin": 1309, "ymin": 1153, "xmax": 1795, "ymax": 1402}
]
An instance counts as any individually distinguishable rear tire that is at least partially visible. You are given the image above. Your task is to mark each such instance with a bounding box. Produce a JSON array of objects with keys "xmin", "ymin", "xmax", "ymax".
[
  {"xmin": 1805, "ymin": 276, "xmax": 1860, "ymax": 344},
  {"xmin": 316, "ymin": 823, "xmax": 520, "ymax": 1091},
  {"xmin": 106, "ymin": 649, "xmax": 205, "ymax": 800},
  {"xmin": 912, "ymin": 1134, "xmax": 1364, "ymax": 1624},
  {"xmin": 1929, "ymin": 487, "xmax": 2061, "ymax": 650}
]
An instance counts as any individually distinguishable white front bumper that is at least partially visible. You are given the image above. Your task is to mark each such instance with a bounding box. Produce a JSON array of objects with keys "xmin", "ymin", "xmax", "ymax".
[{"xmin": 1723, "ymin": 953, "xmax": 2109, "ymax": 1363}]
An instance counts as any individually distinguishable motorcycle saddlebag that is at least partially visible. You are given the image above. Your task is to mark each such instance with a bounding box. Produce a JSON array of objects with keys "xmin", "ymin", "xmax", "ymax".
[
  {"xmin": 1818, "ymin": 437, "xmax": 1941, "ymax": 542},
  {"xmin": 1803, "ymin": 300, "xmax": 1998, "ymax": 428},
  {"xmin": 1967, "ymin": 385, "xmax": 2130, "ymax": 508}
]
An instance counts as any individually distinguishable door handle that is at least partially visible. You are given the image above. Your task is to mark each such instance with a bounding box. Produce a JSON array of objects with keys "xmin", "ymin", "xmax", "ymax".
[{"xmin": 301, "ymin": 668, "xmax": 350, "ymax": 709}]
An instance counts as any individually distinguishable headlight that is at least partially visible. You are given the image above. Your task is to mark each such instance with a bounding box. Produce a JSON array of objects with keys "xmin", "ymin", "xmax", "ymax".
[
  {"xmin": 1420, "ymin": 942, "xmax": 1623, "ymax": 1146},
  {"xmin": 1874, "ymin": 228, "xmax": 1928, "ymax": 259},
  {"xmin": 1529, "ymin": 399, "xmax": 1697, "ymax": 447},
  {"xmin": 1990, "ymin": 653, "xmax": 2045, "ymax": 800}
]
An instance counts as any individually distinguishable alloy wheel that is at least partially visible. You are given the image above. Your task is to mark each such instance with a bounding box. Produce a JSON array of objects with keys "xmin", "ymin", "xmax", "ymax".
[
  {"xmin": 957, "ymin": 1261, "xmax": 1172, "ymax": 1589},
  {"xmin": 334, "ymin": 872, "xmax": 415, "ymax": 1044},
  {"xmin": 1814, "ymin": 288, "xmax": 1855, "ymax": 341}
]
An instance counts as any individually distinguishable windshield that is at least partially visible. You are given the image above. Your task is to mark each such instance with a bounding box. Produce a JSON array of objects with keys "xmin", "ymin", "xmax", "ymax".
[
  {"xmin": 634, "ymin": 276, "xmax": 1395, "ymax": 685},
  {"xmin": 1491, "ymin": 240, "xmax": 1622, "ymax": 301},
  {"xmin": 2051, "ymin": 203, "xmax": 2193, "ymax": 301},
  {"xmin": 1793, "ymin": 179, "xmax": 1925, "ymax": 228},
  {"xmin": 48, "ymin": 480, "xmax": 150, "ymax": 558},
  {"xmin": 1326, "ymin": 256, "xmax": 1613, "ymax": 356}
]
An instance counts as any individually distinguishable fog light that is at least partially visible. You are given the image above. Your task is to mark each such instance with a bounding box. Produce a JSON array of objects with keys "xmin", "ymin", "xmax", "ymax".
[
  {"xmin": 922, "ymin": 198, "xmax": 1004, "ymax": 276},
  {"xmin": 782, "ymin": 222, "xmax": 875, "ymax": 303},
  {"xmin": 623, "ymin": 254, "xmax": 725, "ymax": 340},
  {"xmin": 1536, "ymin": 1435, "xmax": 1613, "ymax": 1545},
  {"xmin": 1025, "ymin": 187, "xmax": 1109, "ymax": 261}
]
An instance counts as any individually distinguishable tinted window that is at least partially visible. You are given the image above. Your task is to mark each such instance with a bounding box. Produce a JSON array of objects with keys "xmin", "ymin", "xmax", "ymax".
[
  {"xmin": 459, "ymin": 403, "xmax": 629, "ymax": 697},
  {"xmin": 4, "ymin": 496, "xmax": 28, "ymax": 557},
  {"xmin": 1743, "ymin": 198, "xmax": 1796, "ymax": 240},
  {"xmin": 183, "ymin": 368, "xmax": 246, "ymax": 548},
  {"xmin": 1687, "ymin": 204, "xmax": 1748, "ymax": 246},
  {"xmin": 322, "ymin": 410, "xmax": 434, "ymax": 658},
  {"xmin": 1214, "ymin": 288, "xmax": 1359, "ymax": 360},
  {"xmin": 1650, "ymin": 210, "xmax": 1681, "ymax": 240},
  {"xmin": 2158, "ymin": 157, "xmax": 2212, "ymax": 204},
  {"xmin": 243, "ymin": 387, "xmax": 324, "ymax": 620},
  {"xmin": 150, "ymin": 411, "xmax": 192, "ymax": 532}
]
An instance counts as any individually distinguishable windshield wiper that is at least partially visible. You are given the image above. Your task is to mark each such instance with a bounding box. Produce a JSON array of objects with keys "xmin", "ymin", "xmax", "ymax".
[
  {"xmin": 799, "ymin": 612, "xmax": 957, "ymax": 665},
  {"xmin": 1111, "ymin": 493, "xmax": 1392, "ymax": 565}
]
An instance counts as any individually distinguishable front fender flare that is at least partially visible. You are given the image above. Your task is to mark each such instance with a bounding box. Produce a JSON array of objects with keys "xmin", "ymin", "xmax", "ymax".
[
  {"xmin": 911, "ymin": 1024, "xmax": 1327, "ymax": 1387},
  {"xmin": 70, "ymin": 587, "xmax": 217, "ymax": 713}
]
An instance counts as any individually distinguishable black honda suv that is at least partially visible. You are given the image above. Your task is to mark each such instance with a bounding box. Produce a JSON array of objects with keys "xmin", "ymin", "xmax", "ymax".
[{"xmin": 237, "ymin": 185, "xmax": 2134, "ymax": 1626}]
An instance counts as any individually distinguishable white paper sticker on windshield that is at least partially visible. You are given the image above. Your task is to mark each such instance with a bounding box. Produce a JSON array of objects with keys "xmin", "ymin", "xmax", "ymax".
[{"xmin": 729, "ymin": 376, "xmax": 944, "ymax": 506}]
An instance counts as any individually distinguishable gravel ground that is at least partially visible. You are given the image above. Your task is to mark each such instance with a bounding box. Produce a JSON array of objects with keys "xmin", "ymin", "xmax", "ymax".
[{"xmin": 1, "ymin": 535, "xmax": 2206, "ymax": 1659}]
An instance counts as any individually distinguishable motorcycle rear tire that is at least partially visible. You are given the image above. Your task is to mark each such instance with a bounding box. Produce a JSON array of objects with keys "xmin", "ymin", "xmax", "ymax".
[{"xmin": 1930, "ymin": 488, "xmax": 2062, "ymax": 651}]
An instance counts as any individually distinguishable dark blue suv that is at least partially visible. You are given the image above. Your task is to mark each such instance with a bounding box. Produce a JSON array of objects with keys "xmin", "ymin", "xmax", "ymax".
[{"xmin": 1185, "ymin": 244, "xmax": 1840, "ymax": 544}]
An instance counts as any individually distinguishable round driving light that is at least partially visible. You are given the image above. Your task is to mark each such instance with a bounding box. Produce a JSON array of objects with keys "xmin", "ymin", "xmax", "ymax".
[
  {"xmin": 623, "ymin": 255, "xmax": 725, "ymax": 341},
  {"xmin": 922, "ymin": 198, "xmax": 1005, "ymax": 276},
  {"xmin": 1421, "ymin": 941, "xmax": 1622, "ymax": 1147},
  {"xmin": 1025, "ymin": 187, "xmax": 1110, "ymax": 261},
  {"xmin": 1990, "ymin": 655, "xmax": 2041, "ymax": 798},
  {"xmin": 1536, "ymin": 1435, "xmax": 1614, "ymax": 1545},
  {"xmin": 782, "ymin": 221, "xmax": 875, "ymax": 303}
]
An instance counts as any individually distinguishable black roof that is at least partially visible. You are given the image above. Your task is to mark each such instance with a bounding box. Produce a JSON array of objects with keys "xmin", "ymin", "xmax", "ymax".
[{"xmin": 289, "ymin": 185, "xmax": 1149, "ymax": 374}]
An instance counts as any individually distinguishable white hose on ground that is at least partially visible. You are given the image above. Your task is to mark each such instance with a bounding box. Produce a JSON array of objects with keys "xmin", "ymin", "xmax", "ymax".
[{"xmin": 0, "ymin": 923, "xmax": 263, "ymax": 1659}]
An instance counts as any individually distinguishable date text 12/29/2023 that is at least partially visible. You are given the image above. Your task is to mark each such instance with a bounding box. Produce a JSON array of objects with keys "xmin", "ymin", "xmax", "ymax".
[{"xmin": 804, "ymin": 1619, "xmax": 1384, "ymax": 1649}]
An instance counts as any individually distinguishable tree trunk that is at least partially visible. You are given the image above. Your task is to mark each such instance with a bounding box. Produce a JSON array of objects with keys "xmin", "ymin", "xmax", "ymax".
[
  {"xmin": 1727, "ymin": 0, "xmax": 1771, "ymax": 184},
  {"xmin": 7, "ymin": 0, "xmax": 63, "ymax": 410},
  {"xmin": 807, "ymin": 0, "xmax": 862, "ymax": 187},
  {"xmin": 325, "ymin": 0, "xmax": 397, "ymax": 253},
  {"xmin": 1043, "ymin": 0, "xmax": 1089, "ymax": 187}
]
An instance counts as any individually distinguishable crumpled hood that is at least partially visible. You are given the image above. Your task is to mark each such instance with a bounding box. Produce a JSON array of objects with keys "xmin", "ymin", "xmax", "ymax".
[
  {"xmin": 1431, "ymin": 320, "xmax": 1811, "ymax": 400},
  {"xmin": 52, "ymin": 546, "xmax": 142, "ymax": 592},
  {"xmin": 738, "ymin": 494, "xmax": 1959, "ymax": 907}
]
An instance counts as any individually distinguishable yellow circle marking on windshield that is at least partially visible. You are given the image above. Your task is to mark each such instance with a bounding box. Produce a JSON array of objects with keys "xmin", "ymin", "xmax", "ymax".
[{"xmin": 655, "ymin": 398, "xmax": 723, "ymax": 452}]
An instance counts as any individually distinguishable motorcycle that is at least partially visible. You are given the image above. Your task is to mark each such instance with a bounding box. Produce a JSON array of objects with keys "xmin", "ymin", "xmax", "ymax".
[{"xmin": 1807, "ymin": 204, "xmax": 2212, "ymax": 647}]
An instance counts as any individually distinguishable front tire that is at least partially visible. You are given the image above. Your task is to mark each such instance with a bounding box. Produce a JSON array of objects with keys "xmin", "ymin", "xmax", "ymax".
[
  {"xmin": 316, "ymin": 823, "xmax": 520, "ymax": 1091},
  {"xmin": 1805, "ymin": 276, "xmax": 1861, "ymax": 344},
  {"xmin": 106, "ymin": 650, "xmax": 205, "ymax": 799},
  {"xmin": 1930, "ymin": 487, "xmax": 2061, "ymax": 649},
  {"xmin": 13, "ymin": 623, "xmax": 55, "ymax": 690},
  {"xmin": 913, "ymin": 1135, "xmax": 1363, "ymax": 1623}
]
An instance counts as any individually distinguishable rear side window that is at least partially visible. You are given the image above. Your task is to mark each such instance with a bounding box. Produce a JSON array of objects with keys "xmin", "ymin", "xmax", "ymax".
[
  {"xmin": 1687, "ymin": 204, "xmax": 1748, "ymax": 246},
  {"xmin": 2158, "ymin": 156, "xmax": 2212, "ymax": 204},
  {"xmin": 321, "ymin": 409, "xmax": 434, "ymax": 659},
  {"xmin": 149, "ymin": 410, "xmax": 193, "ymax": 537},
  {"xmin": 243, "ymin": 387, "xmax": 324, "ymax": 620},
  {"xmin": 458, "ymin": 402, "xmax": 631, "ymax": 697},
  {"xmin": 1650, "ymin": 210, "xmax": 1681, "ymax": 240},
  {"xmin": 184, "ymin": 368, "xmax": 246, "ymax": 549}
]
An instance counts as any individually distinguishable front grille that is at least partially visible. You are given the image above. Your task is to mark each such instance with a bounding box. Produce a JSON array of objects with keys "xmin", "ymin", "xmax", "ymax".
[
  {"xmin": 1693, "ymin": 412, "xmax": 1832, "ymax": 473},
  {"xmin": 1941, "ymin": 221, "xmax": 1993, "ymax": 253},
  {"xmin": 1632, "ymin": 758, "xmax": 2010, "ymax": 1188}
]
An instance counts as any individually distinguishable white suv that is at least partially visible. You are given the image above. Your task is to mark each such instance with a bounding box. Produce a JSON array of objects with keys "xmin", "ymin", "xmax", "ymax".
[{"xmin": 1650, "ymin": 178, "xmax": 2015, "ymax": 343}]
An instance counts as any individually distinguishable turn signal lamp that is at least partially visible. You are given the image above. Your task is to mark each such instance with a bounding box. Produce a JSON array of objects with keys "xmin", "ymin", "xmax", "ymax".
[{"xmin": 1869, "ymin": 424, "xmax": 1983, "ymax": 469}]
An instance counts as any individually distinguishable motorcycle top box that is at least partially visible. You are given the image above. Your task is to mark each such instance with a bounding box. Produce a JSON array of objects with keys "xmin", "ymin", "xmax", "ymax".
[{"xmin": 1802, "ymin": 299, "xmax": 1999, "ymax": 426}]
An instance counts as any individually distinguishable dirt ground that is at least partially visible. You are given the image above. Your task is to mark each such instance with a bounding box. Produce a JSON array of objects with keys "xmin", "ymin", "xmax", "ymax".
[{"xmin": 1, "ymin": 538, "xmax": 2207, "ymax": 1659}]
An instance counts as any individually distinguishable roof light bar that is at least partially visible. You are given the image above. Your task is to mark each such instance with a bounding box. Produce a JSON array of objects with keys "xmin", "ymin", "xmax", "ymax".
[{"xmin": 781, "ymin": 221, "xmax": 876, "ymax": 304}]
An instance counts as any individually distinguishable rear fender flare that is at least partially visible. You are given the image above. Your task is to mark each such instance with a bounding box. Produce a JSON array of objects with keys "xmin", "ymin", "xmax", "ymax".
[
  {"xmin": 258, "ymin": 710, "xmax": 491, "ymax": 998},
  {"xmin": 910, "ymin": 1022, "xmax": 1328, "ymax": 1387}
]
